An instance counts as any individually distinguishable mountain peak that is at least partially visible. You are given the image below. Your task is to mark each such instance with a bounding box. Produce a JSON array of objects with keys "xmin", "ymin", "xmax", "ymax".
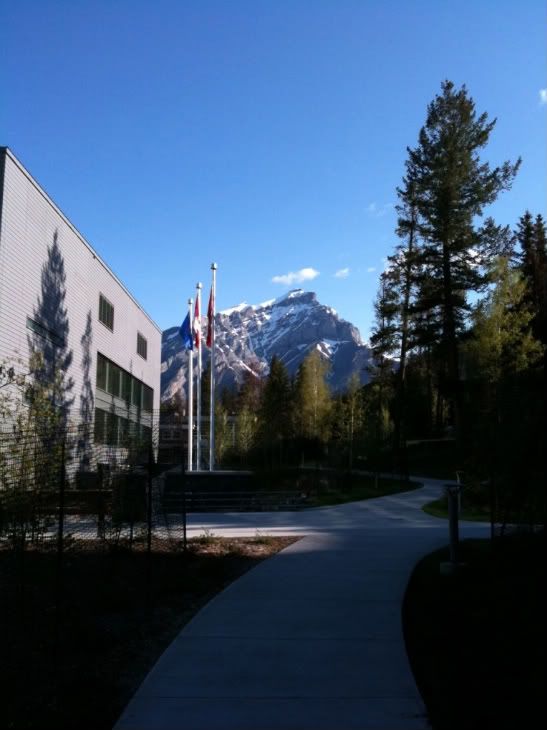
[
  {"xmin": 161, "ymin": 289, "xmax": 370, "ymax": 401},
  {"xmin": 273, "ymin": 289, "xmax": 317, "ymax": 307},
  {"xmin": 219, "ymin": 289, "xmax": 317, "ymax": 317}
]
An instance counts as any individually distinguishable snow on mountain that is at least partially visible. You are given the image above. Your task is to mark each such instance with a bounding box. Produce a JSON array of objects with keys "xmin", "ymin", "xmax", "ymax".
[{"xmin": 161, "ymin": 289, "xmax": 371, "ymax": 402}]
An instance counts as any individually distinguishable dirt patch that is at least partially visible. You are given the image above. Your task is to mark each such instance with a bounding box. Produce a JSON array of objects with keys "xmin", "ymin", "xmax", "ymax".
[{"xmin": 1, "ymin": 535, "xmax": 298, "ymax": 730}]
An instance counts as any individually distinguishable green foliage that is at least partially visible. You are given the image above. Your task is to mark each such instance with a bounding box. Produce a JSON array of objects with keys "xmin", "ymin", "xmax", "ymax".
[
  {"xmin": 406, "ymin": 81, "xmax": 519, "ymax": 445},
  {"xmin": 293, "ymin": 349, "xmax": 332, "ymax": 442},
  {"xmin": 194, "ymin": 527, "xmax": 216, "ymax": 545},
  {"xmin": 0, "ymin": 353, "xmax": 66, "ymax": 549},
  {"xmin": 517, "ymin": 211, "xmax": 547, "ymax": 347},
  {"xmin": 329, "ymin": 373, "xmax": 365, "ymax": 470},
  {"xmin": 465, "ymin": 258, "xmax": 543, "ymax": 382},
  {"xmin": 257, "ymin": 356, "xmax": 293, "ymax": 467}
]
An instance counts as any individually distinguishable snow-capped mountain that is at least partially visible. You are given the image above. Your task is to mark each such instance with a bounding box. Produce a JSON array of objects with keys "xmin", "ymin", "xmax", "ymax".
[{"xmin": 161, "ymin": 289, "xmax": 371, "ymax": 402}]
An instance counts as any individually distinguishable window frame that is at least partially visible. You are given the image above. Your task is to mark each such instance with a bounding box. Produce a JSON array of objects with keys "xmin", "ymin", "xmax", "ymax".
[
  {"xmin": 98, "ymin": 294, "xmax": 114, "ymax": 331},
  {"xmin": 95, "ymin": 352, "xmax": 154, "ymax": 414},
  {"xmin": 137, "ymin": 332, "xmax": 148, "ymax": 360}
]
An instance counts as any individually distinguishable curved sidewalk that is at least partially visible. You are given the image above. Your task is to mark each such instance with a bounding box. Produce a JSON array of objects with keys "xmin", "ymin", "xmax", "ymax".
[{"xmin": 115, "ymin": 477, "xmax": 489, "ymax": 730}]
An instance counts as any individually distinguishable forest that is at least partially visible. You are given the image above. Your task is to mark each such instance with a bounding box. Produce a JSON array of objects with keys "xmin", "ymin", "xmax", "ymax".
[{"xmin": 164, "ymin": 81, "xmax": 546, "ymax": 530}]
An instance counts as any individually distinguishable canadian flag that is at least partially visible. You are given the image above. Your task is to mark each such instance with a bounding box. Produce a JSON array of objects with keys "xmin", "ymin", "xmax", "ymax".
[
  {"xmin": 193, "ymin": 296, "xmax": 201, "ymax": 348},
  {"xmin": 206, "ymin": 286, "xmax": 214, "ymax": 348}
]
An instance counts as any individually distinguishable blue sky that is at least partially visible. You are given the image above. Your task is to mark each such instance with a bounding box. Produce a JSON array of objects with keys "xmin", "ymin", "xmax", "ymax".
[{"xmin": 2, "ymin": 0, "xmax": 545, "ymax": 341}]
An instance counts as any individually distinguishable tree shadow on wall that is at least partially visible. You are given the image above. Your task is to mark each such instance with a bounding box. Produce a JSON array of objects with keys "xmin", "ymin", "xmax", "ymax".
[
  {"xmin": 27, "ymin": 230, "xmax": 74, "ymax": 428},
  {"xmin": 76, "ymin": 311, "xmax": 94, "ymax": 469}
]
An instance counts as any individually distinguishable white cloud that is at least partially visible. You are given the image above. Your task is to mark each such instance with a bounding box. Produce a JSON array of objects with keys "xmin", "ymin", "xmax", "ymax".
[
  {"xmin": 539, "ymin": 89, "xmax": 547, "ymax": 105},
  {"xmin": 272, "ymin": 267, "xmax": 320, "ymax": 286},
  {"xmin": 366, "ymin": 201, "xmax": 395, "ymax": 218},
  {"xmin": 334, "ymin": 267, "xmax": 350, "ymax": 279},
  {"xmin": 367, "ymin": 266, "xmax": 376, "ymax": 273}
]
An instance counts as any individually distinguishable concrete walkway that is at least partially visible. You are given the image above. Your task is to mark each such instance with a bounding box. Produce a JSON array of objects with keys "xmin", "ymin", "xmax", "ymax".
[{"xmin": 115, "ymin": 477, "xmax": 489, "ymax": 730}]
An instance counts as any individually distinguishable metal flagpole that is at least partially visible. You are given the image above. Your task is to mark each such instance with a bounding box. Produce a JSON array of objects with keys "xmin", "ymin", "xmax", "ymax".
[
  {"xmin": 209, "ymin": 263, "xmax": 217, "ymax": 471},
  {"xmin": 196, "ymin": 282, "xmax": 202, "ymax": 471},
  {"xmin": 187, "ymin": 297, "xmax": 194, "ymax": 472}
]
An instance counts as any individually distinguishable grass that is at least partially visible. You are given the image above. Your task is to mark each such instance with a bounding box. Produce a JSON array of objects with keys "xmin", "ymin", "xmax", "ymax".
[
  {"xmin": 403, "ymin": 532, "xmax": 545, "ymax": 730},
  {"xmin": 0, "ymin": 535, "xmax": 296, "ymax": 730},
  {"xmin": 422, "ymin": 494, "xmax": 490, "ymax": 521},
  {"xmin": 303, "ymin": 473, "xmax": 421, "ymax": 507}
]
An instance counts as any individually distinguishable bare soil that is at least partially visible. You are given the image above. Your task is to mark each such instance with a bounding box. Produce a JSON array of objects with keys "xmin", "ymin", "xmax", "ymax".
[{"xmin": 0, "ymin": 536, "xmax": 297, "ymax": 730}]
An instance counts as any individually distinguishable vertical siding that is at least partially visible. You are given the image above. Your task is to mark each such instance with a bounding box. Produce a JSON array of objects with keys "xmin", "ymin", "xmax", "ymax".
[{"xmin": 0, "ymin": 149, "xmax": 161, "ymax": 421}]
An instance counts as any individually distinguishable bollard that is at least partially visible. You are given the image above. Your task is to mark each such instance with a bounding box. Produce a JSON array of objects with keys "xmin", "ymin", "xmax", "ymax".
[
  {"xmin": 446, "ymin": 484, "xmax": 461, "ymax": 565},
  {"xmin": 440, "ymin": 483, "xmax": 462, "ymax": 575}
]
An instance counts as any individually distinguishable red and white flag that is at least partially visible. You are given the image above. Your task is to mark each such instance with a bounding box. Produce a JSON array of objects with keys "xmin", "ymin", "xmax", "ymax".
[
  {"xmin": 193, "ymin": 296, "xmax": 201, "ymax": 348},
  {"xmin": 206, "ymin": 286, "xmax": 214, "ymax": 348}
]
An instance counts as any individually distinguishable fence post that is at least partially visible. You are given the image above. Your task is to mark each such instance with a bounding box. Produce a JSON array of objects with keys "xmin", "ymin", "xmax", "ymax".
[
  {"xmin": 147, "ymin": 445, "xmax": 153, "ymax": 555},
  {"xmin": 55, "ymin": 433, "xmax": 66, "ymax": 715},
  {"xmin": 182, "ymin": 474, "xmax": 187, "ymax": 552},
  {"xmin": 145, "ymin": 444, "xmax": 154, "ymax": 621},
  {"xmin": 57, "ymin": 436, "xmax": 66, "ymax": 579},
  {"xmin": 180, "ymin": 444, "xmax": 187, "ymax": 551},
  {"xmin": 445, "ymin": 483, "xmax": 461, "ymax": 566}
]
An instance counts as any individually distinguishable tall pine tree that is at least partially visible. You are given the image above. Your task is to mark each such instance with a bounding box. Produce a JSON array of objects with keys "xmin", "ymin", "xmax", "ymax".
[
  {"xmin": 259, "ymin": 355, "xmax": 292, "ymax": 466},
  {"xmin": 408, "ymin": 80, "xmax": 520, "ymax": 447}
]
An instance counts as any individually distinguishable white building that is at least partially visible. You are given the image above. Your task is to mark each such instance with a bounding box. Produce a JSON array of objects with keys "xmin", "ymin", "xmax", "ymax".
[{"xmin": 0, "ymin": 147, "xmax": 162, "ymax": 465}]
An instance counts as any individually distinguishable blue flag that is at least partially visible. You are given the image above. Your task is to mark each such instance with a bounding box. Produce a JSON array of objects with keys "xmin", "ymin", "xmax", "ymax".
[{"xmin": 179, "ymin": 312, "xmax": 194, "ymax": 350}]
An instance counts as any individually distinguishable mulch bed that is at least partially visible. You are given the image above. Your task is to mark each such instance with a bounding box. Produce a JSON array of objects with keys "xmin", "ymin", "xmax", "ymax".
[
  {"xmin": 402, "ymin": 532, "xmax": 545, "ymax": 730},
  {"xmin": 1, "ymin": 536, "xmax": 297, "ymax": 730}
]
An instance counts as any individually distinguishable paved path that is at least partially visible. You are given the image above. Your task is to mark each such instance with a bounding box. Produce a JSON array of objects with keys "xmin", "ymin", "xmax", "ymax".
[{"xmin": 115, "ymin": 477, "xmax": 489, "ymax": 730}]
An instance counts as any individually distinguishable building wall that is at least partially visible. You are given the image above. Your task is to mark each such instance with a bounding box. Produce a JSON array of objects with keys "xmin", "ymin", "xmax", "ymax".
[{"xmin": 0, "ymin": 148, "xmax": 162, "ymax": 435}]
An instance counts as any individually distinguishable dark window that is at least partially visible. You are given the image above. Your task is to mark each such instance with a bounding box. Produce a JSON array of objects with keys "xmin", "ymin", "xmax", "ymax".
[
  {"xmin": 132, "ymin": 379, "xmax": 142, "ymax": 408},
  {"xmin": 119, "ymin": 416, "xmax": 130, "ymax": 446},
  {"xmin": 137, "ymin": 332, "xmax": 147, "ymax": 360},
  {"xmin": 99, "ymin": 294, "xmax": 114, "ymax": 331},
  {"xmin": 94, "ymin": 408, "xmax": 106, "ymax": 444},
  {"xmin": 106, "ymin": 411, "xmax": 118, "ymax": 446},
  {"xmin": 122, "ymin": 371, "xmax": 132, "ymax": 403},
  {"xmin": 141, "ymin": 425, "xmax": 152, "ymax": 445},
  {"xmin": 142, "ymin": 384, "xmax": 153, "ymax": 412},
  {"xmin": 107, "ymin": 362, "xmax": 121, "ymax": 397},
  {"xmin": 96, "ymin": 353, "xmax": 107, "ymax": 391},
  {"xmin": 26, "ymin": 317, "xmax": 64, "ymax": 348},
  {"xmin": 96, "ymin": 351, "xmax": 153, "ymax": 414}
]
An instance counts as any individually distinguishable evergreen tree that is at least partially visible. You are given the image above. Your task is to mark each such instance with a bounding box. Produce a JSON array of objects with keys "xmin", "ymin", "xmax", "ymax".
[
  {"xmin": 463, "ymin": 257, "xmax": 544, "ymax": 525},
  {"xmin": 467, "ymin": 258, "xmax": 542, "ymax": 382},
  {"xmin": 368, "ymin": 272, "xmax": 397, "ymax": 456},
  {"xmin": 259, "ymin": 355, "xmax": 292, "ymax": 466},
  {"xmin": 517, "ymin": 212, "xmax": 547, "ymax": 348},
  {"xmin": 407, "ymin": 80, "xmax": 520, "ymax": 446}
]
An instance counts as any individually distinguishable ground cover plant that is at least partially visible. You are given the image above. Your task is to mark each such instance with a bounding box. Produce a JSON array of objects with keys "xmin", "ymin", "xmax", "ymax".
[
  {"xmin": 403, "ymin": 533, "xmax": 545, "ymax": 729},
  {"xmin": 302, "ymin": 473, "xmax": 421, "ymax": 507},
  {"xmin": 422, "ymin": 494, "xmax": 490, "ymax": 522},
  {"xmin": 0, "ymin": 535, "xmax": 296, "ymax": 730},
  {"xmin": 256, "ymin": 468, "xmax": 421, "ymax": 507}
]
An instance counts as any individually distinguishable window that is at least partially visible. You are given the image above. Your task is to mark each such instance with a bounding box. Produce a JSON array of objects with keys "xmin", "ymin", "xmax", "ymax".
[
  {"xmin": 132, "ymin": 379, "xmax": 142, "ymax": 408},
  {"xmin": 106, "ymin": 411, "xmax": 118, "ymax": 446},
  {"xmin": 94, "ymin": 408, "xmax": 106, "ymax": 444},
  {"xmin": 137, "ymin": 332, "xmax": 147, "ymax": 360},
  {"xmin": 99, "ymin": 294, "xmax": 114, "ymax": 331},
  {"xmin": 96, "ymin": 353, "xmax": 107, "ymax": 391},
  {"xmin": 142, "ymin": 384, "xmax": 153, "ymax": 412},
  {"xmin": 122, "ymin": 371, "xmax": 132, "ymax": 404},
  {"xmin": 96, "ymin": 352, "xmax": 154, "ymax": 414},
  {"xmin": 107, "ymin": 362, "xmax": 121, "ymax": 397},
  {"xmin": 26, "ymin": 317, "xmax": 64, "ymax": 348},
  {"xmin": 118, "ymin": 416, "xmax": 130, "ymax": 446}
]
